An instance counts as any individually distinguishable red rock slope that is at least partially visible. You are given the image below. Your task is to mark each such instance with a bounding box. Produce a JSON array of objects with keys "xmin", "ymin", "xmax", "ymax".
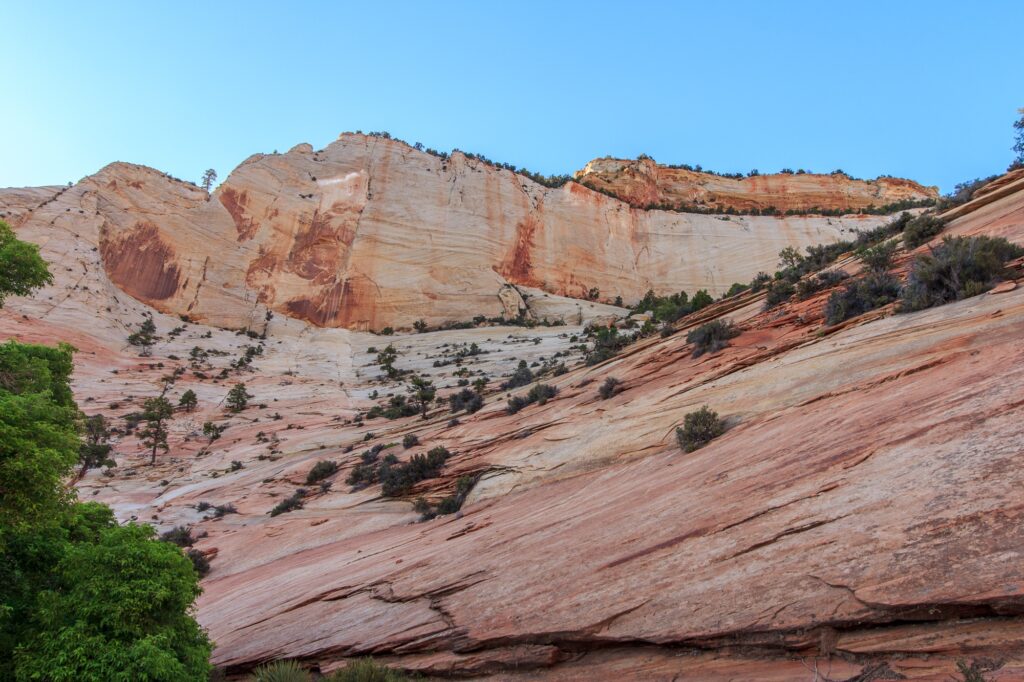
[{"xmin": 0, "ymin": 171, "xmax": 1011, "ymax": 680}]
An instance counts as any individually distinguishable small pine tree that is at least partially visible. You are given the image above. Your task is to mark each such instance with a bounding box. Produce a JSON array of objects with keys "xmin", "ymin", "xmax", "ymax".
[
  {"xmin": 408, "ymin": 375, "xmax": 435, "ymax": 419},
  {"xmin": 139, "ymin": 396, "xmax": 174, "ymax": 464},
  {"xmin": 178, "ymin": 389, "xmax": 198, "ymax": 412},
  {"xmin": 377, "ymin": 344, "xmax": 400, "ymax": 378},
  {"xmin": 225, "ymin": 383, "xmax": 252, "ymax": 413},
  {"xmin": 200, "ymin": 169, "xmax": 217, "ymax": 192},
  {"xmin": 202, "ymin": 421, "xmax": 223, "ymax": 443},
  {"xmin": 127, "ymin": 316, "xmax": 158, "ymax": 356},
  {"xmin": 1013, "ymin": 108, "xmax": 1024, "ymax": 167}
]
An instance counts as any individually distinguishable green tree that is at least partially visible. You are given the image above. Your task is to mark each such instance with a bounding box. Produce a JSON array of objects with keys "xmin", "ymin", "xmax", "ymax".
[
  {"xmin": 128, "ymin": 316, "xmax": 158, "ymax": 357},
  {"xmin": 202, "ymin": 421, "xmax": 224, "ymax": 443},
  {"xmin": 0, "ymin": 221, "xmax": 210, "ymax": 680},
  {"xmin": 139, "ymin": 397, "xmax": 174, "ymax": 465},
  {"xmin": 225, "ymin": 383, "xmax": 252, "ymax": 412},
  {"xmin": 200, "ymin": 168, "xmax": 217, "ymax": 192},
  {"xmin": 690, "ymin": 289, "xmax": 713, "ymax": 311},
  {"xmin": 1014, "ymin": 107, "xmax": 1024, "ymax": 167},
  {"xmin": 14, "ymin": 523, "xmax": 211, "ymax": 681},
  {"xmin": 178, "ymin": 389, "xmax": 198, "ymax": 412},
  {"xmin": 376, "ymin": 344, "xmax": 399, "ymax": 379},
  {"xmin": 408, "ymin": 375, "xmax": 436, "ymax": 419},
  {"xmin": 0, "ymin": 220, "xmax": 52, "ymax": 306},
  {"xmin": 76, "ymin": 413, "xmax": 115, "ymax": 482}
]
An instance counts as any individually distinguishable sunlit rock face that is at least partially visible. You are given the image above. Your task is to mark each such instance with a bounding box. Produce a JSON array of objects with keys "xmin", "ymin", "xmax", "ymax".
[
  {"xmin": 6, "ymin": 148, "xmax": 1022, "ymax": 681},
  {"xmin": 6, "ymin": 134, "xmax": 912, "ymax": 332},
  {"xmin": 575, "ymin": 155, "xmax": 938, "ymax": 213}
]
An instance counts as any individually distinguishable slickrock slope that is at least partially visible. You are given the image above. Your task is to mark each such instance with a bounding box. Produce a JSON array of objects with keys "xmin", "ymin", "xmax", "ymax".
[
  {"xmin": 0, "ymin": 166, "xmax": 1022, "ymax": 680},
  {"xmin": 576, "ymin": 156, "xmax": 938, "ymax": 212},
  {"xmin": 4, "ymin": 134, "xmax": 911, "ymax": 331}
]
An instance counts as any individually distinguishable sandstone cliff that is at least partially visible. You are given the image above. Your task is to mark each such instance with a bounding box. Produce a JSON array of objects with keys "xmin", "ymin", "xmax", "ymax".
[
  {"xmin": 4, "ymin": 134, "xmax": 918, "ymax": 332},
  {"xmin": 1, "ymin": 166, "xmax": 1022, "ymax": 679},
  {"xmin": 575, "ymin": 156, "xmax": 938, "ymax": 213}
]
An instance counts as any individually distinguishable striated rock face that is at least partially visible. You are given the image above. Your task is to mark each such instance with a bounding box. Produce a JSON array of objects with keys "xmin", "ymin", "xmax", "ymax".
[
  {"xmin": 1, "ymin": 168, "xmax": 1022, "ymax": 679},
  {"xmin": 575, "ymin": 156, "xmax": 938, "ymax": 213},
  {"xmin": 5, "ymin": 135, "xmax": 918, "ymax": 331}
]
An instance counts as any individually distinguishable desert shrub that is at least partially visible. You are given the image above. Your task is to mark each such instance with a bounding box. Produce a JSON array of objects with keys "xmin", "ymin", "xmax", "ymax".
[
  {"xmin": 448, "ymin": 388, "xmax": 484, "ymax": 413},
  {"xmin": 823, "ymin": 271, "xmax": 901, "ymax": 325},
  {"xmin": 686, "ymin": 319, "xmax": 740, "ymax": 358},
  {"xmin": 584, "ymin": 326, "xmax": 628, "ymax": 365},
  {"xmin": 202, "ymin": 420, "xmax": 225, "ymax": 443},
  {"xmin": 902, "ymin": 214, "xmax": 946, "ymax": 249},
  {"xmin": 763, "ymin": 280, "xmax": 795, "ymax": 309},
  {"xmin": 306, "ymin": 460, "xmax": 338, "ymax": 484},
  {"xmin": 186, "ymin": 548, "xmax": 210, "ymax": 577},
  {"xmin": 690, "ymin": 289, "xmax": 713, "ymax": 311},
  {"xmin": 632, "ymin": 289, "xmax": 692, "ymax": 322},
  {"xmin": 501, "ymin": 360, "xmax": 533, "ymax": 389},
  {"xmin": 506, "ymin": 384, "xmax": 558, "ymax": 414},
  {"xmin": 253, "ymin": 660, "xmax": 309, "ymax": 682},
  {"xmin": 212, "ymin": 503, "xmax": 237, "ymax": 518},
  {"xmin": 379, "ymin": 447, "xmax": 452, "ymax": 496},
  {"xmin": 325, "ymin": 658, "xmax": 411, "ymax": 681},
  {"xmin": 417, "ymin": 475, "xmax": 477, "ymax": 520},
  {"xmin": 900, "ymin": 236, "xmax": 1023, "ymax": 312},
  {"xmin": 857, "ymin": 239, "xmax": 898, "ymax": 272},
  {"xmin": 160, "ymin": 525, "xmax": 195, "ymax": 547},
  {"xmin": 749, "ymin": 272, "xmax": 772, "ymax": 292},
  {"xmin": 722, "ymin": 282, "xmax": 749, "ymax": 298},
  {"xmin": 795, "ymin": 270, "xmax": 849, "ymax": 300},
  {"xmin": 675, "ymin": 406, "xmax": 726, "ymax": 453},
  {"xmin": 270, "ymin": 489, "xmax": 306, "ymax": 516},
  {"xmin": 598, "ymin": 377, "xmax": 623, "ymax": 399},
  {"xmin": 347, "ymin": 449, "xmax": 391, "ymax": 488},
  {"xmin": 402, "ymin": 434, "xmax": 419, "ymax": 449},
  {"xmin": 853, "ymin": 211, "xmax": 912, "ymax": 249}
]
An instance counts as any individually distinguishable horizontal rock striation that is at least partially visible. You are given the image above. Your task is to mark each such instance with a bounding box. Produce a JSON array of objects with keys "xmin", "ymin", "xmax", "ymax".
[
  {"xmin": 575, "ymin": 156, "xmax": 938, "ymax": 213},
  {"xmin": 5, "ymin": 135, "xmax": 919, "ymax": 331}
]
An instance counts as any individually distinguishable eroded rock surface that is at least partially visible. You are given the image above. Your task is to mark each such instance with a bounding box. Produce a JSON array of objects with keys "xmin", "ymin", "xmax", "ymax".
[
  {"xmin": 5, "ymin": 135, "xmax": 917, "ymax": 331},
  {"xmin": 2, "ymin": 155, "xmax": 1022, "ymax": 680},
  {"xmin": 576, "ymin": 156, "xmax": 938, "ymax": 213}
]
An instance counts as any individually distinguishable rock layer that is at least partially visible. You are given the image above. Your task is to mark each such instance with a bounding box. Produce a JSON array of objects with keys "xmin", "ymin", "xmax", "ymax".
[
  {"xmin": 576, "ymin": 156, "xmax": 938, "ymax": 212},
  {"xmin": 5, "ymin": 135, "xmax": 917, "ymax": 331}
]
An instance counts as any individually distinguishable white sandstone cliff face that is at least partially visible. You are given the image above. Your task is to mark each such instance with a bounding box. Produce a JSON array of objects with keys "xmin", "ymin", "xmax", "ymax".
[{"xmin": 6, "ymin": 133, "xmax": 908, "ymax": 331}]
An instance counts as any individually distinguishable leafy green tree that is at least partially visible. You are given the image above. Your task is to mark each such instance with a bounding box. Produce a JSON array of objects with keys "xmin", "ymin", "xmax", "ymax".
[
  {"xmin": 128, "ymin": 316, "xmax": 158, "ymax": 357},
  {"xmin": 0, "ymin": 220, "xmax": 52, "ymax": 306},
  {"xmin": 139, "ymin": 396, "xmax": 174, "ymax": 465},
  {"xmin": 178, "ymin": 389, "xmax": 198, "ymax": 412},
  {"xmin": 225, "ymin": 383, "xmax": 252, "ymax": 412},
  {"xmin": 14, "ymin": 523, "xmax": 211, "ymax": 681},
  {"xmin": 690, "ymin": 289, "xmax": 713, "ymax": 311},
  {"xmin": 0, "ymin": 221, "xmax": 211, "ymax": 680},
  {"xmin": 77, "ymin": 413, "xmax": 115, "ymax": 481}
]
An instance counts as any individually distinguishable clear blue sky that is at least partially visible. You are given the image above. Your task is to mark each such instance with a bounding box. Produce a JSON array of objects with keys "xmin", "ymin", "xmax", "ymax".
[{"xmin": 3, "ymin": 1, "xmax": 1022, "ymax": 192}]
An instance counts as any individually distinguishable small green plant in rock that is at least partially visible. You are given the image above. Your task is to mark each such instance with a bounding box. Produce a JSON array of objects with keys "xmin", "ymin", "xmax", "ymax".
[{"xmin": 675, "ymin": 406, "xmax": 726, "ymax": 453}]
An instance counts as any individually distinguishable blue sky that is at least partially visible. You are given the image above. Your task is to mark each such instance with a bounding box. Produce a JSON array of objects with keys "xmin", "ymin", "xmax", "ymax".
[{"xmin": 3, "ymin": 1, "xmax": 1022, "ymax": 192}]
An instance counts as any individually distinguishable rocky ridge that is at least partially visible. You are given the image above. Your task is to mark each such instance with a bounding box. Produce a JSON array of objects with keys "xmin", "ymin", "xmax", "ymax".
[{"xmin": 3, "ymin": 134, "xmax": 923, "ymax": 332}]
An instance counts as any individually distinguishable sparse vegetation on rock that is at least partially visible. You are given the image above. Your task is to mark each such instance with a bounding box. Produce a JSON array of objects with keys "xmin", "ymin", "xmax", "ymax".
[
  {"xmin": 676, "ymin": 406, "xmax": 726, "ymax": 452},
  {"xmin": 686, "ymin": 319, "xmax": 740, "ymax": 358},
  {"xmin": 900, "ymin": 236, "xmax": 1023, "ymax": 312}
]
